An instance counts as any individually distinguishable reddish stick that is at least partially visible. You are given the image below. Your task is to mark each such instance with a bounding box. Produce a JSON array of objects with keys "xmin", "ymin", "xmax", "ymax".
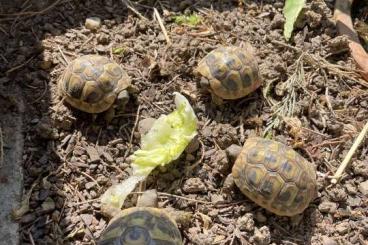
[{"xmin": 334, "ymin": 0, "xmax": 368, "ymax": 81}]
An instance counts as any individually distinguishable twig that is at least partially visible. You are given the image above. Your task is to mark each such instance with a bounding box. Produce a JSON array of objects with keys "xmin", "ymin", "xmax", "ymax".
[
  {"xmin": 330, "ymin": 120, "xmax": 368, "ymax": 184},
  {"xmin": 0, "ymin": 127, "xmax": 3, "ymax": 168},
  {"xmin": 121, "ymin": 0, "xmax": 147, "ymax": 20},
  {"xmin": 153, "ymin": 8, "xmax": 172, "ymax": 45},
  {"xmin": 123, "ymin": 105, "xmax": 141, "ymax": 159},
  {"xmin": 57, "ymin": 45, "xmax": 69, "ymax": 65},
  {"xmin": 6, "ymin": 55, "xmax": 36, "ymax": 74}
]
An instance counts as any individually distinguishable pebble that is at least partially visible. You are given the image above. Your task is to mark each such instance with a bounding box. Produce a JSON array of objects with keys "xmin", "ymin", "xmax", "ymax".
[
  {"xmin": 85, "ymin": 17, "xmax": 101, "ymax": 31},
  {"xmin": 182, "ymin": 178, "xmax": 206, "ymax": 193},
  {"xmin": 318, "ymin": 201, "xmax": 337, "ymax": 213},
  {"xmin": 80, "ymin": 214, "xmax": 94, "ymax": 226},
  {"xmin": 255, "ymin": 212, "xmax": 267, "ymax": 223},
  {"xmin": 335, "ymin": 222, "xmax": 350, "ymax": 235},
  {"xmin": 41, "ymin": 197, "xmax": 55, "ymax": 213},
  {"xmin": 185, "ymin": 137, "xmax": 199, "ymax": 154},
  {"xmin": 358, "ymin": 180, "xmax": 368, "ymax": 196},
  {"xmin": 322, "ymin": 236, "xmax": 338, "ymax": 245},
  {"xmin": 252, "ymin": 226, "xmax": 271, "ymax": 245},
  {"xmin": 225, "ymin": 144, "xmax": 242, "ymax": 160},
  {"xmin": 237, "ymin": 213, "xmax": 255, "ymax": 232},
  {"xmin": 85, "ymin": 182, "xmax": 96, "ymax": 190}
]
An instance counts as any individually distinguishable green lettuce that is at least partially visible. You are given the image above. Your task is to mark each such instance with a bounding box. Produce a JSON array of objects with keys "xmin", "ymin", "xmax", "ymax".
[{"xmin": 101, "ymin": 92, "xmax": 198, "ymax": 209}]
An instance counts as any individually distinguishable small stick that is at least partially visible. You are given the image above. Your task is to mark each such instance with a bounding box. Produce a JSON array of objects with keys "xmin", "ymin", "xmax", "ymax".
[
  {"xmin": 330, "ymin": 120, "xmax": 368, "ymax": 184},
  {"xmin": 153, "ymin": 8, "xmax": 172, "ymax": 45},
  {"xmin": 121, "ymin": 0, "xmax": 148, "ymax": 21},
  {"xmin": 123, "ymin": 105, "xmax": 141, "ymax": 159},
  {"xmin": 57, "ymin": 45, "xmax": 69, "ymax": 65},
  {"xmin": 6, "ymin": 56, "xmax": 35, "ymax": 74}
]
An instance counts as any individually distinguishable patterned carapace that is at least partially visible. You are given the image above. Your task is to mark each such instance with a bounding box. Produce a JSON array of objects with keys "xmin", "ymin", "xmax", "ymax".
[{"xmin": 232, "ymin": 137, "xmax": 317, "ymax": 216}]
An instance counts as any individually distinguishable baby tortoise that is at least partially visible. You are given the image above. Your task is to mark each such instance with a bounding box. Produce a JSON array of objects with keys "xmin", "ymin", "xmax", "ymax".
[
  {"xmin": 226, "ymin": 137, "xmax": 317, "ymax": 216},
  {"xmin": 194, "ymin": 45, "xmax": 262, "ymax": 105},
  {"xmin": 58, "ymin": 55, "xmax": 131, "ymax": 119},
  {"xmin": 98, "ymin": 190, "xmax": 183, "ymax": 245}
]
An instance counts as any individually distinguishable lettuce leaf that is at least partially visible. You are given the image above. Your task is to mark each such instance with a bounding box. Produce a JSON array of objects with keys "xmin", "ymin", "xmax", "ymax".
[{"xmin": 100, "ymin": 92, "xmax": 198, "ymax": 210}]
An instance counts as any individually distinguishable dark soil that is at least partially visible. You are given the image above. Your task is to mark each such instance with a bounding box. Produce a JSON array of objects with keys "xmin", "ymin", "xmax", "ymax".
[{"xmin": 1, "ymin": 0, "xmax": 368, "ymax": 244}]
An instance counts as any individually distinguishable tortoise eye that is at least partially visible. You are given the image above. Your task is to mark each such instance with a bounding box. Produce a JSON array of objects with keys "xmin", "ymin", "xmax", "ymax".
[{"xmin": 121, "ymin": 226, "xmax": 151, "ymax": 245}]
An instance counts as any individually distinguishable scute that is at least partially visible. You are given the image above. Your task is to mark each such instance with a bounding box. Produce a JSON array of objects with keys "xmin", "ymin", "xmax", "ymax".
[
  {"xmin": 196, "ymin": 45, "xmax": 262, "ymax": 100},
  {"xmin": 231, "ymin": 137, "xmax": 318, "ymax": 216},
  {"xmin": 97, "ymin": 207, "xmax": 182, "ymax": 245},
  {"xmin": 58, "ymin": 54, "xmax": 131, "ymax": 113}
]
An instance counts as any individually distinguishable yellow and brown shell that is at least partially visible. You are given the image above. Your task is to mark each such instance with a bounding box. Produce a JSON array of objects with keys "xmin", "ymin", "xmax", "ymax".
[
  {"xmin": 232, "ymin": 137, "xmax": 317, "ymax": 216},
  {"xmin": 97, "ymin": 207, "xmax": 182, "ymax": 245},
  {"xmin": 195, "ymin": 46, "xmax": 262, "ymax": 100},
  {"xmin": 58, "ymin": 55, "xmax": 131, "ymax": 113}
]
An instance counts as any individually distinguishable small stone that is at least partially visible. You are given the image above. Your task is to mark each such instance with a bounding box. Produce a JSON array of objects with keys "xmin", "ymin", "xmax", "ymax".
[
  {"xmin": 255, "ymin": 212, "xmax": 267, "ymax": 223},
  {"xmin": 214, "ymin": 150, "xmax": 230, "ymax": 174},
  {"xmin": 358, "ymin": 180, "xmax": 368, "ymax": 196},
  {"xmin": 322, "ymin": 236, "xmax": 337, "ymax": 245},
  {"xmin": 185, "ymin": 137, "xmax": 199, "ymax": 154},
  {"xmin": 252, "ymin": 226, "xmax": 271, "ymax": 245},
  {"xmin": 186, "ymin": 154, "xmax": 195, "ymax": 161},
  {"xmin": 41, "ymin": 197, "xmax": 55, "ymax": 213},
  {"xmin": 52, "ymin": 210, "xmax": 60, "ymax": 222},
  {"xmin": 85, "ymin": 182, "xmax": 96, "ymax": 190},
  {"xmin": 318, "ymin": 201, "xmax": 337, "ymax": 213},
  {"xmin": 225, "ymin": 144, "xmax": 242, "ymax": 160},
  {"xmin": 182, "ymin": 178, "xmax": 206, "ymax": 193},
  {"xmin": 270, "ymin": 13, "xmax": 285, "ymax": 29},
  {"xmin": 38, "ymin": 189, "xmax": 50, "ymax": 201},
  {"xmin": 210, "ymin": 194, "xmax": 224, "ymax": 203},
  {"xmin": 347, "ymin": 196, "xmax": 361, "ymax": 207},
  {"xmin": 86, "ymin": 145, "xmax": 100, "ymax": 163},
  {"xmin": 40, "ymin": 60, "xmax": 52, "ymax": 70},
  {"xmin": 85, "ymin": 17, "xmax": 101, "ymax": 31},
  {"xmin": 96, "ymin": 33, "xmax": 109, "ymax": 44},
  {"xmin": 137, "ymin": 189, "xmax": 158, "ymax": 207},
  {"xmin": 335, "ymin": 222, "xmax": 350, "ymax": 235},
  {"xmin": 80, "ymin": 214, "xmax": 94, "ymax": 226},
  {"xmin": 138, "ymin": 118, "xmax": 156, "ymax": 136},
  {"xmin": 237, "ymin": 213, "xmax": 255, "ymax": 232}
]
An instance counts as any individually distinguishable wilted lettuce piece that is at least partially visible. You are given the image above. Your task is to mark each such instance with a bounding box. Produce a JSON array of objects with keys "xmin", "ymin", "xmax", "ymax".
[
  {"xmin": 100, "ymin": 175, "xmax": 145, "ymax": 210},
  {"xmin": 100, "ymin": 92, "xmax": 197, "ymax": 210},
  {"xmin": 283, "ymin": 0, "xmax": 306, "ymax": 41},
  {"xmin": 131, "ymin": 92, "xmax": 198, "ymax": 176}
]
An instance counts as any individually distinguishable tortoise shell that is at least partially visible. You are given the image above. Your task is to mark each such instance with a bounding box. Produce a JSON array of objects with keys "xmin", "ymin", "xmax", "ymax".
[
  {"xmin": 232, "ymin": 137, "xmax": 317, "ymax": 216},
  {"xmin": 58, "ymin": 55, "xmax": 131, "ymax": 113},
  {"xmin": 195, "ymin": 46, "xmax": 261, "ymax": 100},
  {"xmin": 97, "ymin": 207, "xmax": 182, "ymax": 245}
]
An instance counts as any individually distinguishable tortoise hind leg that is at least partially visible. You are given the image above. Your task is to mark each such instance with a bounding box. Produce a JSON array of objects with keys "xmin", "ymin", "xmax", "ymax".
[{"xmin": 211, "ymin": 93, "xmax": 224, "ymax": 106}]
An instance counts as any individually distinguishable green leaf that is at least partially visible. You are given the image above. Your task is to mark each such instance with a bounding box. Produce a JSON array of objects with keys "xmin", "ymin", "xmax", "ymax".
[
  {"xmin": 173, "ymin": 13, "xmax": 201, "ymax": 26},
  {"xmin": 112, "ymin": 47, "xmax": 125, "ymax": 55},
  {"xmin": 100, "ymin": 92, "xmax": 198, "ymax": 209},
  {"xmin": 283, "ymin": 0, "xmax": 306, "ymax": 41}
]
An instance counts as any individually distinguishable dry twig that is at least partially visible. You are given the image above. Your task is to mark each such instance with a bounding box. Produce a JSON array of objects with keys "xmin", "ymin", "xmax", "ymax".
[
  {"xmin": 330, "ymin": 120, "xmax": 368, "ymax": 184},
  {"xmin": 153, "ymin": 8, "xmax": 172, "ymax": 45}
]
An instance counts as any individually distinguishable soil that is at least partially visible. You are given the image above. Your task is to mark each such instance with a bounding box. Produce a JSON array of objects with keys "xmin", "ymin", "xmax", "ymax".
[{"xmin": 1, "ymin": 0, "xmax": 368, "ymax": 244}]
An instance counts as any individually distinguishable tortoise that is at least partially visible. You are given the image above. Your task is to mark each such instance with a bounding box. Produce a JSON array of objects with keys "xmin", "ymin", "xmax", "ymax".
[
  {"xmin": 98, "ymin": 189, "xmax": 183, "ymax": 245},
  {"xmin": 58, "ymin": 55, "xmax": 131, "ymax": 119},
  {"xmin": 226, "ymin": 137, "xmax": 317, "ymax": 216},
  {"xmin": 194, "ymin": 45, "xmax": 262, "ymax": 105}
]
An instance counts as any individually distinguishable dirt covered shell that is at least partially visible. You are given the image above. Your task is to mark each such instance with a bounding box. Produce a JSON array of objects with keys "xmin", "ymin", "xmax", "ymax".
[
  {"xmin": 97, "ymin": 207, "xmax": 182, "ymax": 245},
  {"xmin": 195, "ymin": 46, "xmax": 262, "ymax": 100},
  {"xmin": 232, "ymin": 137, "xmax": 317, "ymax": 216},
  {"xmin": 58, "ymin": 55, "xmax": 131, "ymax": 113}
]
